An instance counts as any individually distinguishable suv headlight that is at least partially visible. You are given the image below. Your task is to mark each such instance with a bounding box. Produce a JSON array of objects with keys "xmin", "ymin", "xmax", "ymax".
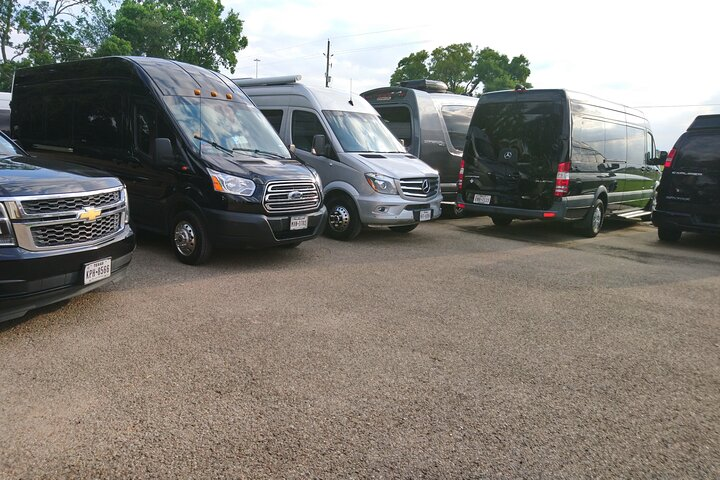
[
  {"xmin": 208, "ymin": 168, "xmax": 256, "ymax": 196},
  {"xmin": 0, "ymin": 202, "xmax": 17, "ymax": 247},
  {"xmin": 365, "ymin": 173, "xmax": 397, "ymax": 195}
]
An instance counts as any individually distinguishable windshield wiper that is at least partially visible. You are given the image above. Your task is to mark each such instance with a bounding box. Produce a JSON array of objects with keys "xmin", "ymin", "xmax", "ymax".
[
  {"xmin": 232, "ymin": 147, "xmax": 287, "ymax": 160},
  {"xmin": 194, "ymin": 134, "xmax": 234, "ymax": 156}
]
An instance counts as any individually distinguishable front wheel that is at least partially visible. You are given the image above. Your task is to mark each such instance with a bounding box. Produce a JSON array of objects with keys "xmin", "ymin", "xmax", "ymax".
[
  {"xmin": 577, "ymin": 199, "xmax": 605, "ymax": 238},
  {"xmin": 491, "ymin": 215, "xmax": 513, "ymax": 226},
  {"xmin": 325, "ymin": 196, "xmax": 362, "ymax": 241},
  {"xmin": 171, "ymin": 210, "xmax": 212, "ymax": 265},
  {"xmin": 389, "ymin": 224, "xmax": 418, "ymax": 233},
  {"xmin": 658, "ymin": 226, "xmax": 682, "ymax": 242}
]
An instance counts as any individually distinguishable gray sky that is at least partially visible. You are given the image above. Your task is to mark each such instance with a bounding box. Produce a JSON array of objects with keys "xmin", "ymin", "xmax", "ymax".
[{"xmin": 221, "ymin": 0, "xmax": 718, "ymax": 151}]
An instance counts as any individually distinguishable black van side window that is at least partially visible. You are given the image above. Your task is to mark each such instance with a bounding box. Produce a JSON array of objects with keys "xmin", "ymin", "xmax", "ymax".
[
  {"xmin": 375, "ymin": 106, "xmax": 412, "ymax": 149},
  {"xmin": 75, "ymin": 94, "xmax": 122, "ymax": 149},
  {"xmin": 261, "ymin": 109, "xmax": 283, "ymax": 133},
  {"xmin": 291, "ymin": 110, "xmax": 328, "ymax": 151},
  {"xmin": 134, "ymin": 103, "xmax": 174, "ymax": 158},
  {"xmin": 604, "ymin": 122, "xmax": 627, "ymax": 163},
  {"xmin": 44, "ymin": 97, "xmax": 73, "ymax": 148},
  {"xmin": 626, "ymin": 126, "xmax": 645, "ymax": 166}
]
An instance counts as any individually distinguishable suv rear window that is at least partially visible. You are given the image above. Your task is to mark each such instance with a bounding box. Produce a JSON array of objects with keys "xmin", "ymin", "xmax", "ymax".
[{"xmin": 675, "ymin": 132, "xmax": 720, "ymax": 169}]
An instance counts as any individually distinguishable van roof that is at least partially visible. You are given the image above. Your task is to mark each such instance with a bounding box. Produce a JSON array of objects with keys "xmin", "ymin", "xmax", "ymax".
[
  {"xmin": 688, "ymin": 114, "xmax": 720, "ymax": 131},
  {"xmin": 235, "ymin": 76, "xmax": 378, "ymax": 115},
  {"xmin": 13, "ymin": 56, "xmax": 243, "ymax": 100},
  {"xmin": 361, "ymin": 84, "xmax": 477, "ymax": 107}
]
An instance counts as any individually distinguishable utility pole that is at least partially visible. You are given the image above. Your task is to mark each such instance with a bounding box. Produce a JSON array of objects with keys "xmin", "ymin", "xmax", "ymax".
[
  {"xmin": 254, "ymin": 58, "xmax": 260, "ymax": 78},
  {"xmin": 324, "ymin": 40, "xmax": 332, "ymax": 87}
]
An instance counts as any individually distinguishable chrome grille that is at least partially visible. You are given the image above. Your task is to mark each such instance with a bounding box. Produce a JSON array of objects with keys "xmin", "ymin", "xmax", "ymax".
[
  {"xmin": 31, "ymin": 213, "xmax": 121, "ymax": 247},
  {"xmin": 264, "ymin": 181, "xmax": 321, "ymax": 213},
  {"xmin": 400, "ymin": 177, "xmax": 439, "ymax": 198},
  {"xmin": 21, "ymin": 191, "xmax": 120, "ymax": 215}
]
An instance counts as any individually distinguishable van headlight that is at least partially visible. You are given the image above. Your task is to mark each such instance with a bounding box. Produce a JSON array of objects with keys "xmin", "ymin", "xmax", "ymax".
[
  {"xmin": 0, "ymin": 203, "xmax": 17, "ymax": 247},
  {"xmin": 365, "ymin": 173, "xmax": 398, "ymax": 195},
  {"xmin": 208, "ymin": 168, "xmax": 256, "ymax": 196}
]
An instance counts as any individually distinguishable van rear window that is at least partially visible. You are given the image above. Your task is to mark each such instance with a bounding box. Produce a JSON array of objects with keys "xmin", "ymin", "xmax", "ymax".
[
  {"xmin": 440, "ymin": 105, "xmax": 474, "ymax": 150},
  {"xmin": 675, "ymin": 133, "xmax": 720, "ymax": 169}
]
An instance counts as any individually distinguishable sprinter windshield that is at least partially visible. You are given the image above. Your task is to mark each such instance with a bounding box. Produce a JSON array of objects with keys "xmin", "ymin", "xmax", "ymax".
[
  {"xmin": 323, "ymin": 111, "xmax": 405, "ymax": 153},
  {"xmin": 165, "ymin": 96, "xmax": 290, "ymax": 159},
  {"xmin": 466, "ymin": 101, "xmax": 564, "ymax": 168}
]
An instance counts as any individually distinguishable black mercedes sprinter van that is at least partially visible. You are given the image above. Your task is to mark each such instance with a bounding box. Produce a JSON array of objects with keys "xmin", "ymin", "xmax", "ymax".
[
  {"xmin": 362, "ymin": 80, "xmax": 477, "ymax": 216},
  {"xmin": 1, "ymin": 131, "xmax": 135, "ymax": 322},
  {"xmin": 458, "ymin": 88, "xmax": 662, "ymax": 237},
  {"xmin": 652, "ymin": 114, "xmax": 720, "ymax": 241},
  {"xmin": 11, "ymin": 57, "xmax": 326, "ymax": 265}
]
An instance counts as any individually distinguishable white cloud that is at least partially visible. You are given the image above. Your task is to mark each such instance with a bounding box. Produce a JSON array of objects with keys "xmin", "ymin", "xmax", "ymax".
[{"xmin": 223, "ymin": 0, "xmax": 717, "ymax": 149}]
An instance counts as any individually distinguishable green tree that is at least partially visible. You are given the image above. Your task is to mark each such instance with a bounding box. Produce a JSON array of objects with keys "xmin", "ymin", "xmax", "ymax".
[
  {"xmin": 389, "ymin": 50, "xmax": 429, "ymax": 86},
  {"xmin": 112, "ymin": 0, "xmax": 247, "ymax": 73},
  {"xmin": 390, "ymin": 44, "xmax": 532, "ymax": 95}
]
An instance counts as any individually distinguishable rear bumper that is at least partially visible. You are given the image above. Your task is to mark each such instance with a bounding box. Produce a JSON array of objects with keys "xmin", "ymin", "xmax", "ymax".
[
  {"xmin": 652, "ymin": 209, "xmax": 720, "ymax": 235},
  {"xmin": 458, "ymin": 194, "xmax": 594, "ymax": 221},
  {"xmin": 204, "ymin": 206, "xmax": 327, "ymax": 248},
  {"xmin": 0, "ymin": 227, "xmax": 135, "ymax": 323}
]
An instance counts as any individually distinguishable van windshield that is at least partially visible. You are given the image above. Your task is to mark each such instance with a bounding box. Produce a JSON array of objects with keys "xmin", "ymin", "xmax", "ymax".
[
  {"xmin": 466, "ymin": 101, "xmax": 565, "ymax": 169},
  {"xmin": 323, "ymin": 110, "xmax": 405, "ymax": 153},
  {"xmin": 164, "ymin": 96, "xmax": 290, "ymax": 159}
]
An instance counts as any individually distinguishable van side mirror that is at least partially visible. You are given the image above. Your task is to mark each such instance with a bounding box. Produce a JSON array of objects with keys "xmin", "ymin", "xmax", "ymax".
[
  {"xmin": 311, "ymin": 134, "xmax": 328, "ymax": 157},
  {"xmin": 153, "ymin": 138, "xmax": 176, "ymax": 167},
  {"xmin": 646, "ymin": 150, "xmax": 667, "ymax": 166}
]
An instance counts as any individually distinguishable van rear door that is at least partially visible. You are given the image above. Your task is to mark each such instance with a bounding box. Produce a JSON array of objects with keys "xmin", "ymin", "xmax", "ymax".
[
  {"xmin": 463, "ymin": 95, "xmax": 566, "ymax": 211},
  {"xmin": 661, "ymin": 131, "xmax": 720, "ymax": 222}
]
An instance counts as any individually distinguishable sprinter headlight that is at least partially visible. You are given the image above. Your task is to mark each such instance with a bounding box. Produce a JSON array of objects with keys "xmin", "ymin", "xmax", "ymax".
[
  {"xmin": 208, "ymin": 168, "xmax": 256, "ymax": 196},
  {"xmin": 0, "ymin": 203, "xmax": 17, "ymax": 247},
  {"xmin": 365, "ymin": 173, "xmax": 397, "ymax": 195}
]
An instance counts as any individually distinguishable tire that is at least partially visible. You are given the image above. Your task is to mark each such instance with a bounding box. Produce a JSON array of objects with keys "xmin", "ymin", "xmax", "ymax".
[
  {"xmin": 442, "ymin": 203, "xmax": 465, "ymax": 219},
  {"xmin": 491, "ymin": 215, "xmax": 513, "ymax": 226},
  {"xmin": 325, "ymin": 196, "xmax": 362, "ymax": 241},
  {"xmin": 171, "ymin": 210, "xmax": 212, "ymax": 265},
  {"xmin": 658, "ymin": 226, "xmax": 682, "ymax": 242},
  {"xmin": 577, "ymin": 198, "xmax": 605, "ymax": 238},
  {"xmin": 389, "ymin": 224, "xmax": 418, "ymax": 233}
]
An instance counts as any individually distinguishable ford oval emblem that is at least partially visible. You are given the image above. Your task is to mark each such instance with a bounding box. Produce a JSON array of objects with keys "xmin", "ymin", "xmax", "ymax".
[{"xmin": 288, "ymin": 191, "xmax": 303, "ymax": 200}]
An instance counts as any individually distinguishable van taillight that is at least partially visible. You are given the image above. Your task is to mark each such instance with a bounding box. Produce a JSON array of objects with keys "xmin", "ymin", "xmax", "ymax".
[
  {"xmin": 554, "ymin": 161, "xmax": 571, "ymax": 197},
  {"xmin": 664, "ymin": 148, "xmax": 676, "ymax": 169},
  {"xmin": 457, "ymin": 158, "xmax": 465, "ymax": 190}
]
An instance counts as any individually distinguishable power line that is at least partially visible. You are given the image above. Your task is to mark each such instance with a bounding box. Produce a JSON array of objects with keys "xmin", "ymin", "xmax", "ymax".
[{"xmin": 634, "ymin": 104, "xmax": 720, "ymax": 109}]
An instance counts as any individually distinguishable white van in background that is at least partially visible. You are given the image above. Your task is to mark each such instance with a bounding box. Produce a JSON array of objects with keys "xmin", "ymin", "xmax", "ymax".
[
  {"xmin": 0, "ymin": 92, "xmax": 11, "ymax": 134},
  {"xmin": 235, "ymin": 75, "xmax": 442, "ymax": 240}
]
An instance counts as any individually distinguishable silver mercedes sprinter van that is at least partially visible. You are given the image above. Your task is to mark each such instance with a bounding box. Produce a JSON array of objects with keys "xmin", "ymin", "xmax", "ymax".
[{"xmin": 234, "ymin": 75, "xmax": 442, "ymax": 240}]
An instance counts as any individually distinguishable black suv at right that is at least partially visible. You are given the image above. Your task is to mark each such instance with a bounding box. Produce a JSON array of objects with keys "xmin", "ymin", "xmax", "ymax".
[{"xmin": 652, "ymin": 114, "xmax": 720, "ymax": 241}]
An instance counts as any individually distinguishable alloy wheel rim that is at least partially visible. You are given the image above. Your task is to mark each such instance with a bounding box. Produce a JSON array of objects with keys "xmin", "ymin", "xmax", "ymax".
[{"xmin": 328, "ymin": 205, "xmax": 350, "ymax": 232}]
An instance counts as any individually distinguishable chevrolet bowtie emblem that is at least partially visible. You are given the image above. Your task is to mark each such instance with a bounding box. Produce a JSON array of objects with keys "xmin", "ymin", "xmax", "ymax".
[{"xmin": 78, "ymin": 207, "xmax": 102, "ymax": 222}]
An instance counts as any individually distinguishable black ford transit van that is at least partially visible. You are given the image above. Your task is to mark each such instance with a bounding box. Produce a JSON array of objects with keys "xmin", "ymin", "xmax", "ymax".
[
  {"xmin": 0, "ymin": 131, "xmax": 135, "ymax": 322},
  {"xmin": 458, "ymin": 88, "xmax": 662, "ymax": 237},
  {"xmin": 652, "ymin": 114, "xmax": 720, "ymax": 241},
  {"xmin": 362, "ymin": 80, "xmax": 477, "ymax": 216},
  {"xmin": 11, "ymin": 57, "xmax": 326, "ymax": 265}
]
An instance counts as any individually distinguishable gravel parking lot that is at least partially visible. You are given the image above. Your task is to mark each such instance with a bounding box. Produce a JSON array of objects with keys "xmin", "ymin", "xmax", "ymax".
[{"xmin": 1, "ymin": 216, "xmax": 718, "ymax": 478}]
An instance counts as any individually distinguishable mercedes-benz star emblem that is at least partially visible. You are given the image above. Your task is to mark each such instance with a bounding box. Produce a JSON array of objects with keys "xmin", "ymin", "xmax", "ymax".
[
  {"xmin": 504, "ymin": 151, "xmax": 514, "ymax": 160},
  {"xmin": 421, "ymin": 179, "xmax": 430, "ymax": 194}
]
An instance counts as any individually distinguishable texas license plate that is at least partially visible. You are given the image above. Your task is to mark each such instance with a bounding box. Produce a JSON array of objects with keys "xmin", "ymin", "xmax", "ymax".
[
  {"xmin": 473, "ymin": 194, "xmax": 491, "ymax": 205},
  {"xmin": 290, "ymin": 216, "xmax": 308, "ymax": 230},
  {"xmin": 419, "ymin": 210, "xmax": 432, "ymax": 221},
  {"xmin": 84, "ymin": 258, "xmax": 112, "ymax": 285}
]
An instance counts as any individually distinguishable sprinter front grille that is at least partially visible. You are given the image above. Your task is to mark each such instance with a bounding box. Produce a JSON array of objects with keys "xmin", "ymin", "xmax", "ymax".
[
  {"xmin": 2, "ymin": 186, "xmax": 128, "ymax": 251},
  {"xmin": 31, "ymin": 213, "xmax": 121, "ymax": 247},
  {"xmin": 400, "ymin": 177, "xmax": 439, "ymax": 198},
  {"xmin": 263, "ymin": 180, "xmax": 321, "ymax": 213}
]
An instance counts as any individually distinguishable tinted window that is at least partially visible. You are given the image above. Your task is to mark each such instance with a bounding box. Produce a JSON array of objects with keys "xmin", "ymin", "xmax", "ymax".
[
  {"xmin": 467, "ymin": 101, "xmax": 565, "ymax": 166},
  {"xmin": 134, "ymin": 103, "xmax": 174, "ymax": 158},
  {"xmin": 75, "ymin": 93, "xmax": 122, "ymax": 149},
  {"xmin": 375, "ymin": 106, "xmax": 412, "ymax": 148},
  {"xmin": 604, "ymin": 122, "xmax": 627, "ymax": 162},
  {"xmin": 675, "ymin": 133, "xmax": 720, "ymax": 168},
  {"xmin": 291, "ymin": 110, "xmax": 328, "ymax": 151},
  {"xmin": 261, "ymin": 109, "xmax": 283, "ymax": 133},
  {"xmin": 45, "ymin": 96, "xmax": 73, "ymax": 147},
  {"xmin": 440, "ymin": 105, "xmax": 474, "ymax": 150},
  {"xmin": 626, "ymin": 126, "xmax": 645, "ymax": 166}
]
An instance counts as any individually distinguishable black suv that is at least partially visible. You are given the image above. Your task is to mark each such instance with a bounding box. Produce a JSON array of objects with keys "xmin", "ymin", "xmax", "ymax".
[{"xmin": 652, "ymin": 115, "xmax": 720, "ymax": 241}]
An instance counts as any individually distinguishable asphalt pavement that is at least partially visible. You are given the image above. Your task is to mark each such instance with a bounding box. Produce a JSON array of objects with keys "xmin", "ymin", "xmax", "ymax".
[{"xmin": 1, "ymin": 216, "xmax": 718, "ymax": 478}]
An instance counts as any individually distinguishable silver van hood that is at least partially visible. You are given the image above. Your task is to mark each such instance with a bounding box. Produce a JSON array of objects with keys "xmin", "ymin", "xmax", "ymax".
[{"xmin": 355, "ymin": 153, "xmax": 438, "ymax": 179}]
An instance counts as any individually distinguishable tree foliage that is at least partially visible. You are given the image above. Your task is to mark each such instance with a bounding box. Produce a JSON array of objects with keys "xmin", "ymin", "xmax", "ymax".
[
  {"xmin": 0, "ymin": 0, "xmax": 248, "ymax": 90},
  {"xmin": 390, "ymin": 43, "xmax": 532, "ymax": 95}
]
